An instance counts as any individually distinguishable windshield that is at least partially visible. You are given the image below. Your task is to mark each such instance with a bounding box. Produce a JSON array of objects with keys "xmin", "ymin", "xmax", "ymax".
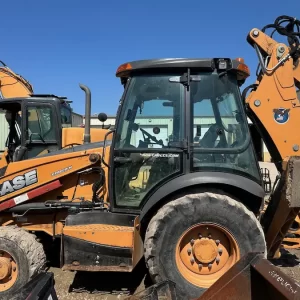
[{"xmin": 115, "ymin": 74, "xmax": 185, "ymax": 149}]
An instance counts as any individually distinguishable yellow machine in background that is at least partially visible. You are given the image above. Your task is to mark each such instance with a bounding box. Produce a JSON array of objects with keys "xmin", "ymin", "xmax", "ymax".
[
  {"xmin": 0, "ymin": 60, "xmax": 33, "ymax": 98},
  {"xmin": 0, "ymin": 61, "xmax": 110, "ymax": 167}
]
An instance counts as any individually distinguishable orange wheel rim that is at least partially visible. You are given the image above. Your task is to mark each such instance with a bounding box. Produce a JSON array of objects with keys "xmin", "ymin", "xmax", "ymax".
[
  {"xmin": 175, "ymin": 223, "xmax": 240, "ymax": 288},
  {"xmin": 0, "ymin": 250, "xmax": 18, "ymax": 292}
]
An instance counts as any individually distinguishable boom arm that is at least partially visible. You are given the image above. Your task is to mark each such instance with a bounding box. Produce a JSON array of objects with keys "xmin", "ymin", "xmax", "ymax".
[
  {"xmin": 0, "ymin": 60, "xmax": 33, "ymax": 98},
  {"xmin": 244, "ymin": 16, "xmax": 300, "ymax": 257},
  {"xmin": 244, "ymin": 16, "xmax": 300, "ymax": 170}
]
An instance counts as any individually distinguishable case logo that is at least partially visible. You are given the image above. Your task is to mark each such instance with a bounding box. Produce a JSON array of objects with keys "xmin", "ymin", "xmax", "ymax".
[
  {"xmin": 273, "ymin": 108, "xmax": 290, "ymax": 124},
  {"xmin": 0, "ymin": 170, "xmax": 38, "ymax": 197}
]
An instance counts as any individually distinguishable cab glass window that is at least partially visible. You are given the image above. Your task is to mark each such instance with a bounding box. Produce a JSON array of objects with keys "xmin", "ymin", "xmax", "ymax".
[
  {"xmin": 191, "ymin": 72, "xmax": 261, "ymax": 182},
  {"xmin": 60, "ymin": 104, "xmax": 72, "ymax": 128},
  {"xmin": 26, "ymin": 105, "xmax": 56, "ymax": 141},
  {"xmin": 115, "ymin": 74, "xmax": 184, "ymax": 149}
]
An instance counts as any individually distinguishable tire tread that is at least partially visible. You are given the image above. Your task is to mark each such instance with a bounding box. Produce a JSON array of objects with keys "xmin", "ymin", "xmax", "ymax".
[{"xmin": 144, "ymin": 189, "xmax": 266, "ymax": 292}]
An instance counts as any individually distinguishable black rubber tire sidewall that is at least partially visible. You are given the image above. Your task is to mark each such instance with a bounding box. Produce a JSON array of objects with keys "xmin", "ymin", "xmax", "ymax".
[
  {"xmin": 0, "ymin": 237, "xmax": 30, "ymax": 300},
  {"xmin": 146, "ymin": 192, "xmax": 266, "ymax": 299}
]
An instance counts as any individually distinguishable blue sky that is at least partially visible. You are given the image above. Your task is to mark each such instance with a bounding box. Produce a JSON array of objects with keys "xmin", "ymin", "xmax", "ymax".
[{"xmin": 1, "ymin": 0, "xmax": 299, "ymax": 116}]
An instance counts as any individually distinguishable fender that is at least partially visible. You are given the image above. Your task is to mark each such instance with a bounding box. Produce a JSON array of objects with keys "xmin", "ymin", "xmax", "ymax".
[{"xmin": 140, "ymin": 172, "xmax": 265, "ymax": 222}]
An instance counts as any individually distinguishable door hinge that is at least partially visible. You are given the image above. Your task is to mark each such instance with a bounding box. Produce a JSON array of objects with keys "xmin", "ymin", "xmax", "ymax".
[{"xmin": 168, "ymin": 140, "xmax": 188, "ymax": 151}]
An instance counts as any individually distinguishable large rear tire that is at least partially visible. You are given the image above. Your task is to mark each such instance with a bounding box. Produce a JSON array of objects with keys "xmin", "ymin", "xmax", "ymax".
[
  {"xmin": 144, "ymin": 189, "xmax": 266, "ymax": 299},
  {"xmin": 0, "ymin": 226, "xmax": 46, "ymax": 300}
]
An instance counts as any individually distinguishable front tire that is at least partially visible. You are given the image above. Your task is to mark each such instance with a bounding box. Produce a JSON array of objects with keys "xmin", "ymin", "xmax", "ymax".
[
  {"xmin": 0, "ymin": 226, "xmax": 46, "ymax": 300},
  {"xmin": 144, "ymin": 189, "xmax": 266, "ymax": 299}
]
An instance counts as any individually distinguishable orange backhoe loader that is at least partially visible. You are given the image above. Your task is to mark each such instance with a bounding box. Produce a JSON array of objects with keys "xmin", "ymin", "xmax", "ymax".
[
  {"xmin": 0, "ymin": 61, "xmax": 109, "ymax": 165},
  {"xmin": 0, "ymin": 14, "xmax": 300, "ymax": 300}
]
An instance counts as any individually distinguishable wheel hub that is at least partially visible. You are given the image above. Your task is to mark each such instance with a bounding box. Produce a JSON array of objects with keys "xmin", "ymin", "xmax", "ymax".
[
  {"xmin": 0, "ymin": 258, "xmax": 11, "ymax": 280},
  {"xmin": 193, "ymin": 239, "xmax": 218, "ymax": 264},
  {"xmin": 0, "ymin": 250, "xmax": 18, "ymax": 292},
  {"xmin": 175, "ymin": 223, "xmax": 240, "ymax": 288}
]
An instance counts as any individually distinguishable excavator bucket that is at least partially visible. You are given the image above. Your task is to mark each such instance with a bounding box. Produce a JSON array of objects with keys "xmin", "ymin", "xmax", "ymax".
[
  {"xmin": 126, "ymin": 253, "xmax": 300, "ymax": 300},
  {"xmin": 283, "ymin": 214, "xmax": 300, "ymax": 249},
  {"xmin": 198, "ymin": 253, "xmax": 300, "ymax": 300}
]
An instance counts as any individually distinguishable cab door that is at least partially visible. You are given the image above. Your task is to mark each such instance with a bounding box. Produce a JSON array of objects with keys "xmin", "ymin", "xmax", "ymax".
[{"xmin": 110, "ymin": 73, "xmax": 187, "ymax": 212}]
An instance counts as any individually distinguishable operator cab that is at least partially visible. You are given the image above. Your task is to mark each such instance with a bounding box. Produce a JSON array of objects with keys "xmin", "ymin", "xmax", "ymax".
[
  {"xmin": 0, "ymin": 95, "xmax": 72, "ymax": 163},
  {"xmin": 109, "ymin": 58, "xmax": 263, "ymax": 210}
]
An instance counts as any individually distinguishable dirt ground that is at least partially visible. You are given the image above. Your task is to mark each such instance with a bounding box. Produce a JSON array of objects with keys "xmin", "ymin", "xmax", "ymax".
[{"xmin": 48, "ymin": 248, "xmax": 300, "ymax": 300}]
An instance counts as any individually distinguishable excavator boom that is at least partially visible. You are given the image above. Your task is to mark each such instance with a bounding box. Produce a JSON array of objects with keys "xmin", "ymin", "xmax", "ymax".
[{"xmin": 0, "ymin": 60, "xmax": 33, "ymax": 98}]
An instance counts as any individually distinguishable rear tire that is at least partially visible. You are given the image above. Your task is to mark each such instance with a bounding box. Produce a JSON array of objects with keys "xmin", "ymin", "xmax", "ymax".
[
  {"xmin": 0, "ymin": 226, "xmax": 46, "ymax": 300},
  {"xmin": 144, "ymin": 189, "xmax": 266, "ymax": 299}
]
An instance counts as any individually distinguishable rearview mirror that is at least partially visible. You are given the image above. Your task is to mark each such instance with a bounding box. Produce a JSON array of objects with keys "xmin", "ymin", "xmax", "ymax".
[
  {"xmin": 98, "ymin": 113, "xmax": 107, "ymax": 123},
  {"xmin": 98, "ymin": 113, "xmax": 109, "ymax": 129}
]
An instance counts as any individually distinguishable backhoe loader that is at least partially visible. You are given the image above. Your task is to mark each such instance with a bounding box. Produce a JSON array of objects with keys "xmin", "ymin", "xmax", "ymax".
[
  {"xmin": 0, "ymin": 60, "xmax": 109, "ymax": 165},
  {"xmin": 0, "ymin": 14, "xmax": 300, "ymax": 300}
]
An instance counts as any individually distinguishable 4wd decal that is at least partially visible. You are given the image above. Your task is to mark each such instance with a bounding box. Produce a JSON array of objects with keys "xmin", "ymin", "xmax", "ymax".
[{"xmin": 0, "ymin": 170, "xmax": 38, "ymax": 197}]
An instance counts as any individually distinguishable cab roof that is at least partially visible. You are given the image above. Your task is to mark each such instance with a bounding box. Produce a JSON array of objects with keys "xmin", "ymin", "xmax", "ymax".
[
  {"xmin": 116, "ymin": 57, "xmax": 249, "ymax": 79},
  {"xmin": 0, "ymin": 94, "xmax": 72, "ymax": 105}
]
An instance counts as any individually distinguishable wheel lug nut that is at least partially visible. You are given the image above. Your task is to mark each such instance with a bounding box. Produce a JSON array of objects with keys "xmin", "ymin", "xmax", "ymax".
[
  {"xmin": 208, "ymin": 264, "xmax": 212, "ymax": 269},
  {"xmin": 187, "ymin": 248, "xmax": 192, "ymax": 255},
  {"xmin": 190, "ymin": 239, "xmax": 195, "ymax": 245},
  {"xmin": 218, "ymin": 248, "xmax": 223, "ymax": 254},
  {"xmin": 190, "ymin": 258, "xmax": 195, "ymax": 264},
  {"xmin": 198, "ymin": 234, "xmax": 202, "ymax": 239},
  {"xmin": 13, "ymin": 267, "xmax": 16, "ymax": 272},
  {"xmin": 216, "ymin": 257, "xmax": 220, "ymax": 263},
  {"xmin": 198, "ymin": 264, "xmax": 203, "ymax": 268},
  {"xmin": 216, "ymin": 240, "xmax": 220, "ymax": 245},
  {"xmin": 208, "ymin": 234, "xmax": 212, "ymax": 239}
]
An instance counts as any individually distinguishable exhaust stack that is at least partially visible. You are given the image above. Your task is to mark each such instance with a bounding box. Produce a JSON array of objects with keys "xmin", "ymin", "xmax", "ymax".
[{"xmin": 79, "ymin": 83, "xmax": 91, "ymax": 144}]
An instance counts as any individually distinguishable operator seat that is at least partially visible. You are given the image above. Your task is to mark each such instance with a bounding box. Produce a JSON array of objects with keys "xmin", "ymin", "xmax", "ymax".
[{"xmin": 200, "ymin": 123, "xmax": 220, "ymax": 148}]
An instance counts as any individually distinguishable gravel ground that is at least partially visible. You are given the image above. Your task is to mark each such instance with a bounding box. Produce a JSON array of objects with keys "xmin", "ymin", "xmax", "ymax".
[{"xmin": 48, "ymin": 248, "xmax": 300, "ymax": 300}]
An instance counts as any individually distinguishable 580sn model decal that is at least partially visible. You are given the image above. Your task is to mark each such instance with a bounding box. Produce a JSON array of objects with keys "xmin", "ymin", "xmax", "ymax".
[{"xmin": 0, "ymin": 170, "xmax": 38, "ymax": 197}]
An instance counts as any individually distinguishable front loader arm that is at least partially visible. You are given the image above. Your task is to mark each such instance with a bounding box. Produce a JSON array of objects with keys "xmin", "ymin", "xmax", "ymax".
[
  {"xmin": 0, "ymin": 60, "xmax": 33, "ymax": 98},
  {"xmin": 245, "ymin": 25, "xmax": 300, "ymax": 169},
  {"xmin": 244, "ymin": 16, "xmax": 300, "ymax": 257}
]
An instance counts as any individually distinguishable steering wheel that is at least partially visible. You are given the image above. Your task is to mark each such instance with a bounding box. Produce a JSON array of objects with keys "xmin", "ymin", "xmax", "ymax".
[{"xmin": 139, "ymin": 127, "xmax": 164, "ymax": 147}]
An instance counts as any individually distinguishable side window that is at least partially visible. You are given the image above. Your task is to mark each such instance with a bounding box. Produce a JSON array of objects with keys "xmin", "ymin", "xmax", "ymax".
[
  {"xmin": 193, "ymin": 100, "xmax": 219, "ymax": 147},
  {"xmin": 27, "ymin": 106, "xmax": 56, "ymax": 141},
  {"xmin": 61, "ymin": 105, "xmax": 72, "ymax": 128}
]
